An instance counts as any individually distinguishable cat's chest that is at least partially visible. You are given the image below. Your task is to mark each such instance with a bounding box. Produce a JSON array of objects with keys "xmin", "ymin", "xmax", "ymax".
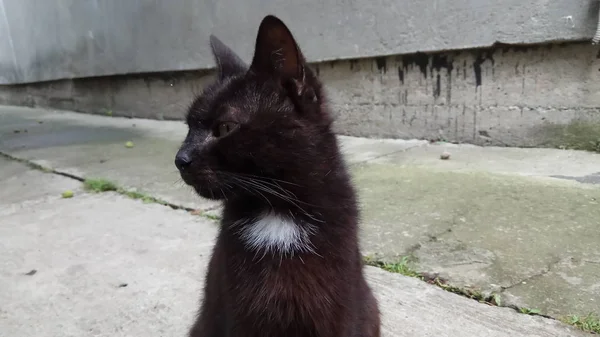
[
  {"xmin": 227, "ymin": 251, "xmax": 342, "ymax": 334},
  {"xmin": 235, "ymin": 212, "xmax": 318, "ymax": 255}
]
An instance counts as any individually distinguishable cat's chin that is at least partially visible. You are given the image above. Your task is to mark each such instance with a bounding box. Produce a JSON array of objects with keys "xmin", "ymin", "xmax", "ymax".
[{"xmin": 191, "ymin": 185, "xmax": 227, "ymax": 200}]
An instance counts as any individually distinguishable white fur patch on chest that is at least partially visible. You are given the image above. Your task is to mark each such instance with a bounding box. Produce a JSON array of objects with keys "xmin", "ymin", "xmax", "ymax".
[{"xmin": 237, "ymin": 212, "xmax": 317, "ymax": 255}]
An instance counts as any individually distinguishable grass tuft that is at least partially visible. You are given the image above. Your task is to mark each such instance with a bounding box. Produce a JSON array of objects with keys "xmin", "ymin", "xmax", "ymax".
[
  {"xmin": 364, "ymin": 256, "xmax": 422, "ymax": 279},
  {"xmin": 364, "ymin": 256, "xmax": 424, "ymax": 280},
  {"xmin": 562, "ymin": 313, "xmax": 600, "ymax": 334}
]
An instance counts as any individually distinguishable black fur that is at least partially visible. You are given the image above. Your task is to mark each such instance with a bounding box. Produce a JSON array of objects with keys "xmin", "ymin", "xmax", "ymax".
[{"xmin": 175, "ymin": 15, "xmax": 380, "ymax": 337}]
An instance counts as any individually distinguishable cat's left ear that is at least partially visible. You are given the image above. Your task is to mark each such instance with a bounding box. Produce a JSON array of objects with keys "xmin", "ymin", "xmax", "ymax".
[
  {"xmin": 249, "ymin": 15, "xmax": 308, "ymax": 95},
  {"xmin": 210, "ymin": 35, "xmax": 248, "ymax": 81}
]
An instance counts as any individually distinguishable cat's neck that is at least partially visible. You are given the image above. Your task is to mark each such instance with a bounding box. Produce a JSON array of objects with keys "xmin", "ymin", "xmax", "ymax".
[
  {"xmin": 223, "ymin": 159, "xmax": 356, "ymax": 224},
  {"xmin": 220, "ymin": 160, "xmax": 358, "ymax": 256}
]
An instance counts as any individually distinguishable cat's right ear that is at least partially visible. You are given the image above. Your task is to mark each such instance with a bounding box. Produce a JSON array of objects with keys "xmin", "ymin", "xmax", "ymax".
[
  {"xmin": 248, "ymin": 15, "xmax": 307, "ymax": 93},
  {"xmin": 210, "ymin": 35, "xmax": 247, "ymax": 81}
]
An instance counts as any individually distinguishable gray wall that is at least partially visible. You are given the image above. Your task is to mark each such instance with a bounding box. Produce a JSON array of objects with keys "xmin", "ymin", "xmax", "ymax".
[
  {"xmin": 3, "ymin": 42, "xmax": 600, "ymax": 148},
  {"xmin": 1, "ymin": 0, "xmax": 599, "ymax": 85}
]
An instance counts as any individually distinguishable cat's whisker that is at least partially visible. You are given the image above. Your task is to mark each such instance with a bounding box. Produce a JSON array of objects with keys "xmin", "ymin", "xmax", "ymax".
[
  {"xmin": 228, "ymin": 177, "xmax": 274, "ymax": 210},
  {"xmin": 221, "ymin": 187, "xmax": 228, "ymax": 202},
  {"xmin": 233, "ymin": 177, "xmax": 324, "ymax": 223},
  {"xmin": 231, "ymin": 172, "xmax": 302, "ymax": 187},
  {"xmin": 232, "ymin": 177, "xmax": 297, "ymax": 200},
  {"xmin": 219, "ymin": 173, "xmax": 298, "ymax": 199},
  {"xmin": 214, "ymin": 170, "xmax": 302, "ymax": 187}
]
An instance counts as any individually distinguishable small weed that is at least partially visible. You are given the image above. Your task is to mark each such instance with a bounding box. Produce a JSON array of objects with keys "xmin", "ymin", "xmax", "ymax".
[
  {"xmin": 492, "ymin": 294, "xmax": 502, "ymax": 307},
  {"xmin": 519, "ymin": 307, "xmax": 542, "ymax": 315},
  {"xmin": 204, "ymin": 214, "xmax": 221, "ymax": 221},
  {"xmin": 84, "ymin": 179, "xmax": 118, "ymax": 192},
  {"xmin": 121, "ymin": 190, "xmax": 165, "ymax": 205},
  {"xmin": 562, "ymin": 313, "xmax": 600, "ymax": 334},
  {"xmin": 364, "ymin": 256, "xmax": 422, "ymax": 279},
  {"xmin": 427, "ymin": 277, "xmax": 495, "ymax": 305}
]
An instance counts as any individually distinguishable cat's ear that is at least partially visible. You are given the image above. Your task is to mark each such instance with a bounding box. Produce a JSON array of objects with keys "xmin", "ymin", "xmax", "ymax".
[
  {"xmin": 210, "ymin": 35, "xmax": 247, "ymax": 80},
  {"xmin": 249, "ymin": 15, "xmax": 307, "ymax": 94}
]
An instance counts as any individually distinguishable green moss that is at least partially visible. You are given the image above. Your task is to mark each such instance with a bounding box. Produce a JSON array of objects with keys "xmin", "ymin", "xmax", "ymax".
[
  {"xmin": 540, "ymin": 120, "xmax": 600, "ymax": 153},
  {"xmin": 83, "ymin": 178, "xmax": 118, "ymax": 192}
]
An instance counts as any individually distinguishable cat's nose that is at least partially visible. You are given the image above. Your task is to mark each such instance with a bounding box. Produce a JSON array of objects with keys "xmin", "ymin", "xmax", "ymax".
[{"xmin": 175, "ymin": 151, "xmax": 192, "ymax": 170}]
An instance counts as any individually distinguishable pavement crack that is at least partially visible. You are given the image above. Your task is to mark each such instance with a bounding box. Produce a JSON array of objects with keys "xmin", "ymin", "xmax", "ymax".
[
  {"xmin": 351, "ymin": 142, "xmax": 427, "ymax": 165},
  {"xmin": 500, "ymin": 257, "xmax": 561, "ymax": 292},
  {"xmin": 0, "ymin": 151, "xmax": 84, "ymax": 181},
  {"xmin": 583, "ymin": 259, "xmax": 600, "ymax": 265},
  {"xmin": 425, "ymin": 227, "xmax": 453, "ymax": 242},
  {"xmin": 0, "ymin": 150, "xmax": 215, "ymax": 217}
]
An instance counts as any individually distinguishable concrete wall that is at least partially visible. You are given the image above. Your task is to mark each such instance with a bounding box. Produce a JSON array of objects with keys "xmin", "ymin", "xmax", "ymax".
[
  {"xmin": 1, "ymin": 0, "xmax": 599, "ymax": 85},
  {"xmin": 2, "ymin": 42, "xmax": 599, "ymax": 147}
]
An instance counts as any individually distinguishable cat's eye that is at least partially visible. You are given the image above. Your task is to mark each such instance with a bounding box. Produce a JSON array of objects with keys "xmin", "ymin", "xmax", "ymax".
[{"xmin": 213, "ymin": 122, "xmax": 239, "ymax": 138}]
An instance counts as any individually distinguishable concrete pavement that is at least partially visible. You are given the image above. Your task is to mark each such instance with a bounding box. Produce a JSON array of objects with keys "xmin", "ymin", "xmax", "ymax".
[
  {"xmin": 0, "ymin": 152, "xmax": 588, "ymax": 337},
  {"xmin": 1, "ymin": 105, "xmax": 599, "ymax": 335}
]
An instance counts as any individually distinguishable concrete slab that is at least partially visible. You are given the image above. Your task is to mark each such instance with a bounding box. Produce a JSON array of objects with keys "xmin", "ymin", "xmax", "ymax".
[
  {"xmin": 0, "ymin": 106, "xmax": 217, "ymax": 211},
  {"xmin": 0, "ymin": 156, "xmax": 82, "ymax": 207},
  {"xmin": 354, "ymin": 163, "xmax": 600, "ymax": 318},
  {"xmin": 338, "ymin": 135, "xmax": 427, "ymax": 163},
  {"xmin": 0, "ymin": 164, "xmax": 587, "ymax": 337},
  {"xmin": 366, "ymin": 267, "xmax": 588, "ymax": 337},
  {"xmin": 368, "ymin": 141, "xmax": 600, "ymax": 181},
  {"xmin": 0, "ymin": 191, "xmax": 219, "ymax": 336},
  {"xmin": 502, "ymin": 255, "xmax": 600, "ymax": 318},
  {"xmin": 2, "ymin": 105, "xmax": 600, "ymax": 323}
]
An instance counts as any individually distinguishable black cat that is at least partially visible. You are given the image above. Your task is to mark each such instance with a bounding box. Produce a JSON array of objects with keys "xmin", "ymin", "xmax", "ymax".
[{"xmin": 175, "ymin": 14, "xmax": 380, "ymax": 337}]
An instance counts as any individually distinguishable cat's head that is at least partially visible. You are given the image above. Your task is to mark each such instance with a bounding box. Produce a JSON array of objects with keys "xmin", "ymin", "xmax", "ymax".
[{"xmin": 175, "ymin": 15, "xmax": 337, "ymax": 201}]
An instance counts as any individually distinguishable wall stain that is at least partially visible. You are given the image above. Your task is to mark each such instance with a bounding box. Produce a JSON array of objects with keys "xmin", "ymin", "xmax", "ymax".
[
  {"xmin": 431, "ymin": 54, "xmax": 453, "ymax": 73},
  {"xmin": 434, "ymin": 74, "xmax": 441, "ymax": 98},
  {"xmin": 375, "ymin": 57, "xmax": 387, "ymax": 73},
  {"xmin": 496, "ymin": 43, "xmax": 540, "ymax": 55},
  {"xmin": 428, "ymin": 54, "xmax": 454, "ymax": 100},
  {"xmin": 447, "ymin": 65, "xmax": 453, "ymax": 104},
  {"xmin": 402, "ymin": 52, "xmax": 429, "ymax": 78},
  {"xmin": 473, "ymin": 52, "xmax": 494, "ymax": 87},
  {"xmin": 397, "ymin": 67, "xmax": 404, "ymax": 84}
]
